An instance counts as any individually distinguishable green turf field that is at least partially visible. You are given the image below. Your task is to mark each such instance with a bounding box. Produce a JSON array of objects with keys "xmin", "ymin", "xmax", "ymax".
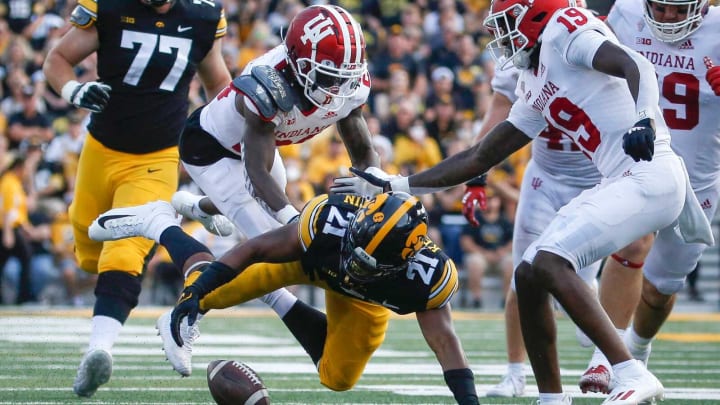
[{"xmin": 0, "ymin": 307, "xmax": 718, "ymax": 404}]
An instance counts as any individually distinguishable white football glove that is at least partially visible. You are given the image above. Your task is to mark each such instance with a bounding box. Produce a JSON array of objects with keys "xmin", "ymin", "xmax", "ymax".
[
  {"xmin": 61, "ymin": 80, "xmax": 112, "ymax": 113},
  {"xmin": 331, "ymin": 166, "xmax": 393, "ymax": 197}
]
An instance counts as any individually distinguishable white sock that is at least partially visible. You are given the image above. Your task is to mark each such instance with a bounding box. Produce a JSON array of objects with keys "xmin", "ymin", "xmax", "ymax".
[
  {"xmin": 508, "ymin": 362, "xmax": 524, "ymax": 376},
  {"xmin": 87, "ymin": 315, "xmax": 122, "ymax": 353},
  {"xmin": 589, "ymin": 346, "xmax": 611, "ymax": 370},
  {"xmin": 538, "ymin": 392, "xmax": 566, "ymax": 402},
  {"xmin": 625, "ymin": 326, "xmax": 652, "ymax": 350},
  {"xmin": 260, "ymin": 288, "xmax": 297, "ymax": 318}
]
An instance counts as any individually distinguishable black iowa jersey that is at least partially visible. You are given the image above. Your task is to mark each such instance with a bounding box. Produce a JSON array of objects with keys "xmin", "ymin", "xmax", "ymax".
[
  {"xmin": 298, "ymin": 194, "xmax": 458, "ymax": 315},
  {"xmin": 70, "ymin": 0, "xmax": 226, "ymax": 153}
]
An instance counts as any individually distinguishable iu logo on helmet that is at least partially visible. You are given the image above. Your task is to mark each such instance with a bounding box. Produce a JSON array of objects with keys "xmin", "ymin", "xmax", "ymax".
[{"xmin": 301, "ymin": 15, "xmax": 334, "ymax": 45}]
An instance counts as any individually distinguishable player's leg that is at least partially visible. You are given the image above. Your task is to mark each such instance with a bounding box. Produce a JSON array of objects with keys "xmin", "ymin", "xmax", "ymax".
[
  {"xmin": 72, "ymin": 138, "xmax": 179, "ymax": 397},
  {"xmin": 628, "ymin": 203, "xmax": 715, "ymax": 365},
  {"xmin": 182, "ymin": 153, "xmax": 286, "ymax": 239},
  {"xmin": 171, "ymin": 190, "xmax": 235, "ymax": 236},
  {"xmin": 316, "ymin": 290, "xmax": 391, "ymax": 391},
  {"xmin": 520, "ymin": 160, "xmax": 684, "ymax": 402},
  {"xmin": 69, "ymin": 136, "xmax": 122, "ymax": 397},
  {"xmin": 628, "ymin": 186, "xmax": 718, "ymax": 362},
  {"xmin": 601, "ymin": 235, "xmax": 653, "ymax": 329},
  {"xmin": 90, "ymin": 198, "xmax": 220, "ymax": 377},
  {"xmin": 202, "ymin": 261, "xmax": 332, "ymax": 369},
  {"xmin": 514, "ymin": 258, "xmax": 570, "ymax": 405},
  {"xmin": 182, "ymin": 153, "xmax": 298, "ymax": 308},
  {"xmin": 581, "ymin": 234, "xmax": 653, "ymax": 393},
  {"xmin": 488, "ymin": 159, "xmax": 559, "ymax": 397}
]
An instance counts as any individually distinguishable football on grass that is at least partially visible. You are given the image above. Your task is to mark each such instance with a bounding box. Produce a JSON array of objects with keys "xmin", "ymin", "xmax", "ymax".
[{"xmin": 207, "ymin": 360, "xmax": 270, "ymax": 405}]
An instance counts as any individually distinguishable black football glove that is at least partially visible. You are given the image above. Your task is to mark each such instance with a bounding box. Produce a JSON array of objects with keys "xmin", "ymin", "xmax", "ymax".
[
  {"xmin": 62, "ymin": 80, "xmax": 111, "ymax": 113},
  {"xmin": 170, "ymin": 286, "xmax": 201, "ymax": 347},
  {"xmin": 170, "ymin": 261, "xmax": 239, "ymax": 346},
  {"xmin": 622, "ymin": 118, "xmax": 655, "ymax": 162}
]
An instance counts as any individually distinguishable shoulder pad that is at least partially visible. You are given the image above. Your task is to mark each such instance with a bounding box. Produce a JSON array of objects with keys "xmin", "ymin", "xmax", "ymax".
[
  {"xmin": 232, "ymin": 65, "xmax": 296, "ymax": 119},
  {"xmin": 70, "ymin": 2, "xmax": 96, "ymax": 28},
  {"xmin": 251, "ymin": 65, "xmax": 296, "ymax": 113},
  {"xmin": 232, "ymin": 75, "xmax": 276, "ymax": 118},
  {"xmin": 298, "ymin": 194, "xmax": 330, "ymax": 251}
]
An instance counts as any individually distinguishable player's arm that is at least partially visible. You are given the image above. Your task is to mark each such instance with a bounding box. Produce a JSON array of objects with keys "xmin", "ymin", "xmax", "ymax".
[
  {"xmin": 196, "ymin": 37, "xmax": 232, "ymax": 100},
  {"xmin": 570, "ymin": 33, "xmax": 659, "ymax": 161},
  {"xmin": 43, "ymin": 20, "xmax": 110, "ymax": 113},
  {"xmin": 237, "ymin": 97, "xmax": 299, "ymax": 223},
  {"xmin": 416, "ymin": 306, "xmax": 479, "ymax": 404},
  {"xmin": 217, "ymin": 222, "xmax": 303, "ymax": 270},
  {"xmin": 43, "ymin": 26, "xmax": 99, "ymax": 94},
  {"xmin": 401, "ymin": 121, "xmax": 531, "ymax": 194},
  {"xmin": 170, "ymin": 223, "xmax": 303, "ymax": 345},
  {"xmin": 336, "ymin": 107, "xmax": 380, "ymax": 170},
  {"xmin": 332, "ymin": 121, "xmax": 531, "ymax": 196},
  {"xmin": 590, "ymin": 41, "xmax": 658, "ymax": 123}
]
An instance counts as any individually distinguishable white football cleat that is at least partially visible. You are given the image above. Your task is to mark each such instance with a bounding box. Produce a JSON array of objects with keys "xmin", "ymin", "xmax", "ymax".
[
  {"xmin": 73, "ymin": 349, "xmax": 112, "ymax": 397},
  {"xmin": 536, "ymin": 393, "xmax": 572, "ymax": 404},
  {"xmin": 603, "ymin": 360, "xmax": 664, "ymax": 405},
  {"xmin": 89, "ymin": 200, "xmax": 180, "ymax": 242},
  {"xmin": 486, "ymin": 373, "xmax": 525, "ymax": 397},
  {"xmin": 156, "ymin": 309, "xmax": 199, "ymax": 377},
  {"xmin": 172, "ymin": 191, "xmax": 235, "ymax": 237},
  {"xmin": 579, "ymin": 364, "xmax": 612, "ymax": 394}
]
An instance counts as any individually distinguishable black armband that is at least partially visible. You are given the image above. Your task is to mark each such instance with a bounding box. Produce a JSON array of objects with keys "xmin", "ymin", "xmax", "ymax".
[
  {"xmin": 464, "ymin": 174, "xmax": 487, "ymax": 187},
  {"xmin": 443, "ymin": 368, "xmax": 478, "ymax": 405},
  {"xmin": 191, "ymin": 261, "xmax": 239, "ymax": 298}
]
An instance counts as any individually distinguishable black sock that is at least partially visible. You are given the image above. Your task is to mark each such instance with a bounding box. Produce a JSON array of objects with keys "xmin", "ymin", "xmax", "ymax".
[
  {"xmin": 159, "ymin": 226, "xmax": 211, "ymax": 269},
  {"xmin": 281, "ymin": 300, "xmax": 327, "ymax": 365}
]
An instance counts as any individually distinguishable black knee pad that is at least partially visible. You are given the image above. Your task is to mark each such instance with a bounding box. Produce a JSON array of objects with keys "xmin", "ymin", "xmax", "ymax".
[{"xmin": 94, "ymin": 271, "xmax": 142, "ymax": 323}]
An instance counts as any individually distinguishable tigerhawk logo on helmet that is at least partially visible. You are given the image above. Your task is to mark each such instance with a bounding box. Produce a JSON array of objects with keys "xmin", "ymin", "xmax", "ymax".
[{"xmin": 341, "ymin": 192, "xmax": 428, "ymax": 283}]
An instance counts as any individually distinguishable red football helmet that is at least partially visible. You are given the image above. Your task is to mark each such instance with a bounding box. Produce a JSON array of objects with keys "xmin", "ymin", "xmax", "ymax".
[
  {"xmin": 644, "ymin": 0, "xmax": 708, "ymax": 43},
  {"xmin": 284, "ymin": 5, "xmax": 367, "ymax": 110},
  {"xmin": 484, "ymin": 0, "xmax": 574, "ymax": 70}
]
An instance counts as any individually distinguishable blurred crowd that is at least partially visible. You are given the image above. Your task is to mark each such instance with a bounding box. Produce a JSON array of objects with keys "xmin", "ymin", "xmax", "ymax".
[{"xmin": 0, "ymin": 0, "xmax": 553, "ymax": 307}]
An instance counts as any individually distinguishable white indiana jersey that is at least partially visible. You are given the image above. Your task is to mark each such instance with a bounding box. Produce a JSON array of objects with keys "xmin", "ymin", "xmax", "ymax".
[
  {"xmin": 608, "ymin": 0, "xmax": 720, "ymax": 191},
  {"xmin": 493, "ymin": 62, "xmax": 601, "ymax": 188},
  {"xmin": 494, "ymin": 65, "xmax": 601, "ymax": 287},
  {"xmin": 198, "ymin": 45, "xmax": 371, "ymax": 155},
  {"xmin": 507, "ymin": 7, "xmax": 674, "ymax": 179}
]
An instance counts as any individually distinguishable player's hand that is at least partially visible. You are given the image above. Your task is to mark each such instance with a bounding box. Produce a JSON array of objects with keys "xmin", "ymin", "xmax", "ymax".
[
  {"xmin": 622, "ymin": 118, "xmax": 655, "ymax": 162},
  {"xmin": 461, "ymin": 185, "xmax": 487, "ymax": 227},
  {"xmin": 705, "ymin": 57, "xmax": 720, "ymax": 96},
  {"xmin": 331, "ymin": 166, "xmax": 391, "ymax": 197},
  {"xmin": 62, "ymin": 80, "xmax": 111, "ymax": 113},
  {"xmin": 170, "ymin": 286, "xmax": 201, "ymax": 347}
]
